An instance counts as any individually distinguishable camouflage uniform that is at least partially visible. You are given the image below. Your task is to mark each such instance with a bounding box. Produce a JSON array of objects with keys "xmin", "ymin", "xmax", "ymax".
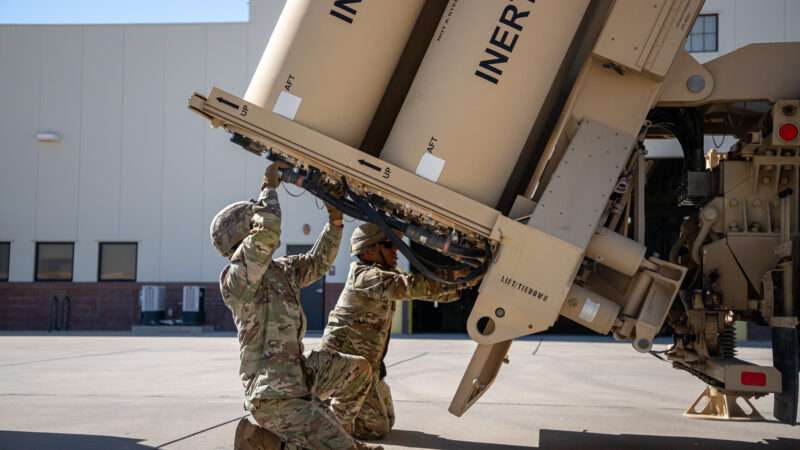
[
  {"xmin": 216, "ymin": 187, "xmax": 372, "ymax": 450},
  {"xmin": 321, "ymin": 260, "xmax": 460, "ymax": 439}
]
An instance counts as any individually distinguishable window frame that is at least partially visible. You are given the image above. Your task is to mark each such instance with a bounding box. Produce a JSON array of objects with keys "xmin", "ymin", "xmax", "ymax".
[
  {"xmin": 34, "ymin": 242, "xmax": 75, "ymax": 282},
  {"xmin": 97, "ymin": 242, "xmax": 138, "ymax": 282},
  {"xmin": 685, "ymin": 13, "xmax": 719, "ymax": 53},
  {"xmin": 0, "ymin": 242, "xmax": 9, "ymax": 282}
]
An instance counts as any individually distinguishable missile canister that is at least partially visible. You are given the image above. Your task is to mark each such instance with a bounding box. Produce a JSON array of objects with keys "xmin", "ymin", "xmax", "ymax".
[
  {"xmin": 244, "ymin": 0, "xmax": 426, "ymax": 148},
  {"xmin": 380, "ymin": 0, "xmax": 590, "ymax": 207}
]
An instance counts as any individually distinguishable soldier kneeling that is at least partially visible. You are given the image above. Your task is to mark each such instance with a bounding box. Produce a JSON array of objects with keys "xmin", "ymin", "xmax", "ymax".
[
  {"xmin": 211, "ymin": 163, "xmax": 381, "ymax": 450},
  {"xmin": 321, "ymin": 223, "xmax": 472, "ymax": 440}
]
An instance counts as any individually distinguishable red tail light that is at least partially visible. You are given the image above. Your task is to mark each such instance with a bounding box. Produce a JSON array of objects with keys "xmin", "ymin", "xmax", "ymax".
[
  {"xmin": 779, "ymin": 123, "xmax": 798, "ymax": 142},
  {"xmin": 741, "ymin": 371, "xmax": 767, "ymax": 386}
]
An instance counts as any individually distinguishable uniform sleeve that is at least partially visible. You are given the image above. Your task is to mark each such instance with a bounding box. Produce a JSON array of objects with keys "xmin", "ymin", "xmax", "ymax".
[
  {"xmin": 358, "ymin": 267, "xmax": 460, "ymax": 303},
  {"xmin": 288, "ymin": 222, "xmax": 343, "ymax": 289},
  {"xmin": 220, "ymin": 188, "xmax": 281, "ymax": 303}
]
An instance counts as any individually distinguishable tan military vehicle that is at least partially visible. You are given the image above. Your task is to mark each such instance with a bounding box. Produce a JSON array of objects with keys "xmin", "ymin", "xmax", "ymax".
[{"xmin": 190, "ymin": 0, "xmax": 800, "ymax": 424}]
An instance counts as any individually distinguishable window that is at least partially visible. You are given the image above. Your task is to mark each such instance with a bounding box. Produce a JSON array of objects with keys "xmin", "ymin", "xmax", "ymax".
[
  {"xmin": 685, "ymin": 14, "xmax": 718, "ymax": 53},
  {"xmin": 98, "ymin": 243, "xmax": 137, "ymax": 281},
  {"xmin": 35, "ymin": 242, "xmax": 74, "ymax": 281},
  {"xmin": 0, "ymin": 242, "xmax": 9, "ymax": 281}
]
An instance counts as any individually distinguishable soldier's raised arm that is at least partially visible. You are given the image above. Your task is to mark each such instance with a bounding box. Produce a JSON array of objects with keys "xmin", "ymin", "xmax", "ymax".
[
  {"xmin": 358, "ymin": 267, "xmax": 461, "ymax": 304},
  {"xmin": 213, "ymin": 164, "xmax": 284, "ymax": 303},
  {"xmin": 220, "ymin": 187, "xmax": 282, "ymax": 301},
  {"xmin": 288, "ymin": 202, "xmax": 343, "ymax": 288}
]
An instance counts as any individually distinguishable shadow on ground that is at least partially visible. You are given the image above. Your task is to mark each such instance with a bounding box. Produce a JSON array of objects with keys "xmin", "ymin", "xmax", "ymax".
[
  {"xmin": 383, "ymin": 429, "xmax": 529, "ymax": 450},
  {"xmin": 0, "ymin": 431, "xmax": 153, "ymax": 450},
  {"xmin": 384, "ymin": 429, "xmax": 800, "ymax": 450}
]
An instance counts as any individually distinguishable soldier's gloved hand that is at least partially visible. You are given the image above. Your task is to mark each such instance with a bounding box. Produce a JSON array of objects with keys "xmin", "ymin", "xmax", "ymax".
[
  {"xmin": 252, "ymin": 189, "xmax": 281, "ymax": 229},
  {"xmin": 326, "ymin": 202, "xmax": 343, "ymax": 227},
  {"xmin": 453, "ymin": 269, "xmax": 482, "ymax": 288},
  {"xmin": 450, "ymin": 268, "xmax": 471, "ymax": 282},
  {"xmin": 463, "ymin": 275, "xmax": 483, "ymax": 288},
  {"xmin": 262, "ymin": 162, "xmax": 290, "ymax": 190},
  {"xmin": 328, "ymin": 181, "xmax": 346, "ymax": 199}
]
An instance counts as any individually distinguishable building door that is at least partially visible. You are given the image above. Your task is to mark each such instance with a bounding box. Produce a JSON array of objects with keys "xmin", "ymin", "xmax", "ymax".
[{"xmin": 286, "ymin": 244, "xmax": 326, "ymax": 331}]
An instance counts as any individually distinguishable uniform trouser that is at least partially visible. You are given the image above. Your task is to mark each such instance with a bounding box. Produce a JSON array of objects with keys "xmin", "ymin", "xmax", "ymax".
[
  {"xmin": 353, "ymin": 375, "xmax": 395, "ymax": 440},
  {"xmin": 248, "ymin": 349, "xmax": 372, "ymax": 450}
]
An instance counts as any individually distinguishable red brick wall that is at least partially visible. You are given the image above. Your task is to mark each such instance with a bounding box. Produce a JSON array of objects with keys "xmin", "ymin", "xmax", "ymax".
[
  {"xmin": 0, "ymin": 282, "xmax": 229, "ymax": 331},
  {"xmin": 0, "ymin": 281, "xmax": 346, "ymax": 331}
]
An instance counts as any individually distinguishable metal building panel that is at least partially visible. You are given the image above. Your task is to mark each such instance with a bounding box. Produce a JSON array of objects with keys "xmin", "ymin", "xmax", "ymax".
[
  {"xmin": 161, "ymin": 25, "xmax": 207, "ymax": 282},
  {"xmin": 789, "ymin": 0, "xmax": 800, "ymax": 42},
  {"xmin": 0, "ymin": 28, "xmax": 42, "ymax": 281},
  {"xmin": 202, "ymin": 24, "xmax": 251, "ymax": 282},
  {"xmin": 75, "ymin": 26, "xmax": 125, "ymax": 281},
  {"xmin": 78, "ymin": 27, "xmax": 124, "ymax": 236},
  {"xmin": 36, "ymin": 27, "xmax": 82, "ymax": 242},
  {"xmin": 734, "ymin": 0, "xmax": 786, "ymax": 47},
  {"xmin": 120, "ymin": 26, "xmax": 169, "ymax": 282}
]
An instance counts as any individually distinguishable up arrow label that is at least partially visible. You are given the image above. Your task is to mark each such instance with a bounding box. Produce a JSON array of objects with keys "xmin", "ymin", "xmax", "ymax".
[{"xmin": 358, "ymin": 159, "xmax": 382, "ymax": 172}]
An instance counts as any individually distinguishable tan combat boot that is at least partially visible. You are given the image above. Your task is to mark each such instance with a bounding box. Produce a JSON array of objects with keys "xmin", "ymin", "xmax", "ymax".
[{"xmin": 234, "ymin": 417, "xmax": 283, "ymax": 450}]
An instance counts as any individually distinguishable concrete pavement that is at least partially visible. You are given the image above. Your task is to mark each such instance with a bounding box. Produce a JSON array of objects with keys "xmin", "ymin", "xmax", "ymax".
[{"xmin": 0, "ymin": 333, "xmax": 798, "ymax": 449}]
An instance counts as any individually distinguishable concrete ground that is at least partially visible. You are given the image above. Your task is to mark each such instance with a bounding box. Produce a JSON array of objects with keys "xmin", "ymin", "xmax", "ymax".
[{"xmin": 0, "ymin": 333, "xmax": 798, "ymax": 450}]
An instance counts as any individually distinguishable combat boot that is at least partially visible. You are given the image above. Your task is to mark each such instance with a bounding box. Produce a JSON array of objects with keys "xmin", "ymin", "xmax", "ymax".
[{"xmin": 234, "ymin": 417, "xmax": 283, "ymax": 450}]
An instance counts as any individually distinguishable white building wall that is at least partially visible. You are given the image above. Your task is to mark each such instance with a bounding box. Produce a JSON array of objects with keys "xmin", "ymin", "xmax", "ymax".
[
  {"xmin": 697, "ymin": 0, "xmax": 799, "ymax": 63},
  {"xmin": 0, "ymin": 27, "xmax": 41, "ymax": 281},
  {"xmin": 75, "ymin": 26, "xmax": 125, "ymax": 282},
  {"xmin": 0, "ymin": 0, "xmax": 360, "ymax": 284},
  {"xmin": 0, "ymin": 0, "xmax": 797, "ymax": 282},
  {"xmin": 201, "ymin": 24, "xmax": 251, "ymax": 283},
  {"xmin": 120, "ymin": 26, "xmax": 167, "ymax": 282},
  {"xmin": 36, "ymin": 27, "xmax": 82, "ymax": 245},
  {"xmin": 160, "ymin": 24, "xmax": 208, "ymax": 283}
]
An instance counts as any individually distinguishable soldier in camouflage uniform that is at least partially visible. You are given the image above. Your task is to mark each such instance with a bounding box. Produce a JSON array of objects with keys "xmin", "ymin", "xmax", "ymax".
[
  {"xmin": 321, "ymin": 223, "xmax": 467, "ymax": 440},
  {"xmin": 211, "ymin": 164, "xmax": 382, "ymax": 450}
]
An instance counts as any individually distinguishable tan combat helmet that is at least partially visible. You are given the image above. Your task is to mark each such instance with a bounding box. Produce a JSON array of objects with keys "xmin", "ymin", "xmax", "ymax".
[
  {"xmin": 210, "ymin": 201, "xmax": 254, "ymax": 258},
  {"xmin": 350, "ymin": 223, "xmax": 387, "ymax": 256}
]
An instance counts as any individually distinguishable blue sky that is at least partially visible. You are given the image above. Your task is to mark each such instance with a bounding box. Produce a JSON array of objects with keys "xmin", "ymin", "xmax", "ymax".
[{"xmin": 0, "ymin": 0, "xmax": 250, "ymax": 24}]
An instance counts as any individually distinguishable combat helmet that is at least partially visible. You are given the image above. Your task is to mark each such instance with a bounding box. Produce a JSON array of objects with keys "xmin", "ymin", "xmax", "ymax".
[
  {"xmin": 210, "ymin": 201, "xmax": 254, "ymax": 258},
  {"xmin": 350, "ymin": 223, "xmax": 387, "ymax": 256}
]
